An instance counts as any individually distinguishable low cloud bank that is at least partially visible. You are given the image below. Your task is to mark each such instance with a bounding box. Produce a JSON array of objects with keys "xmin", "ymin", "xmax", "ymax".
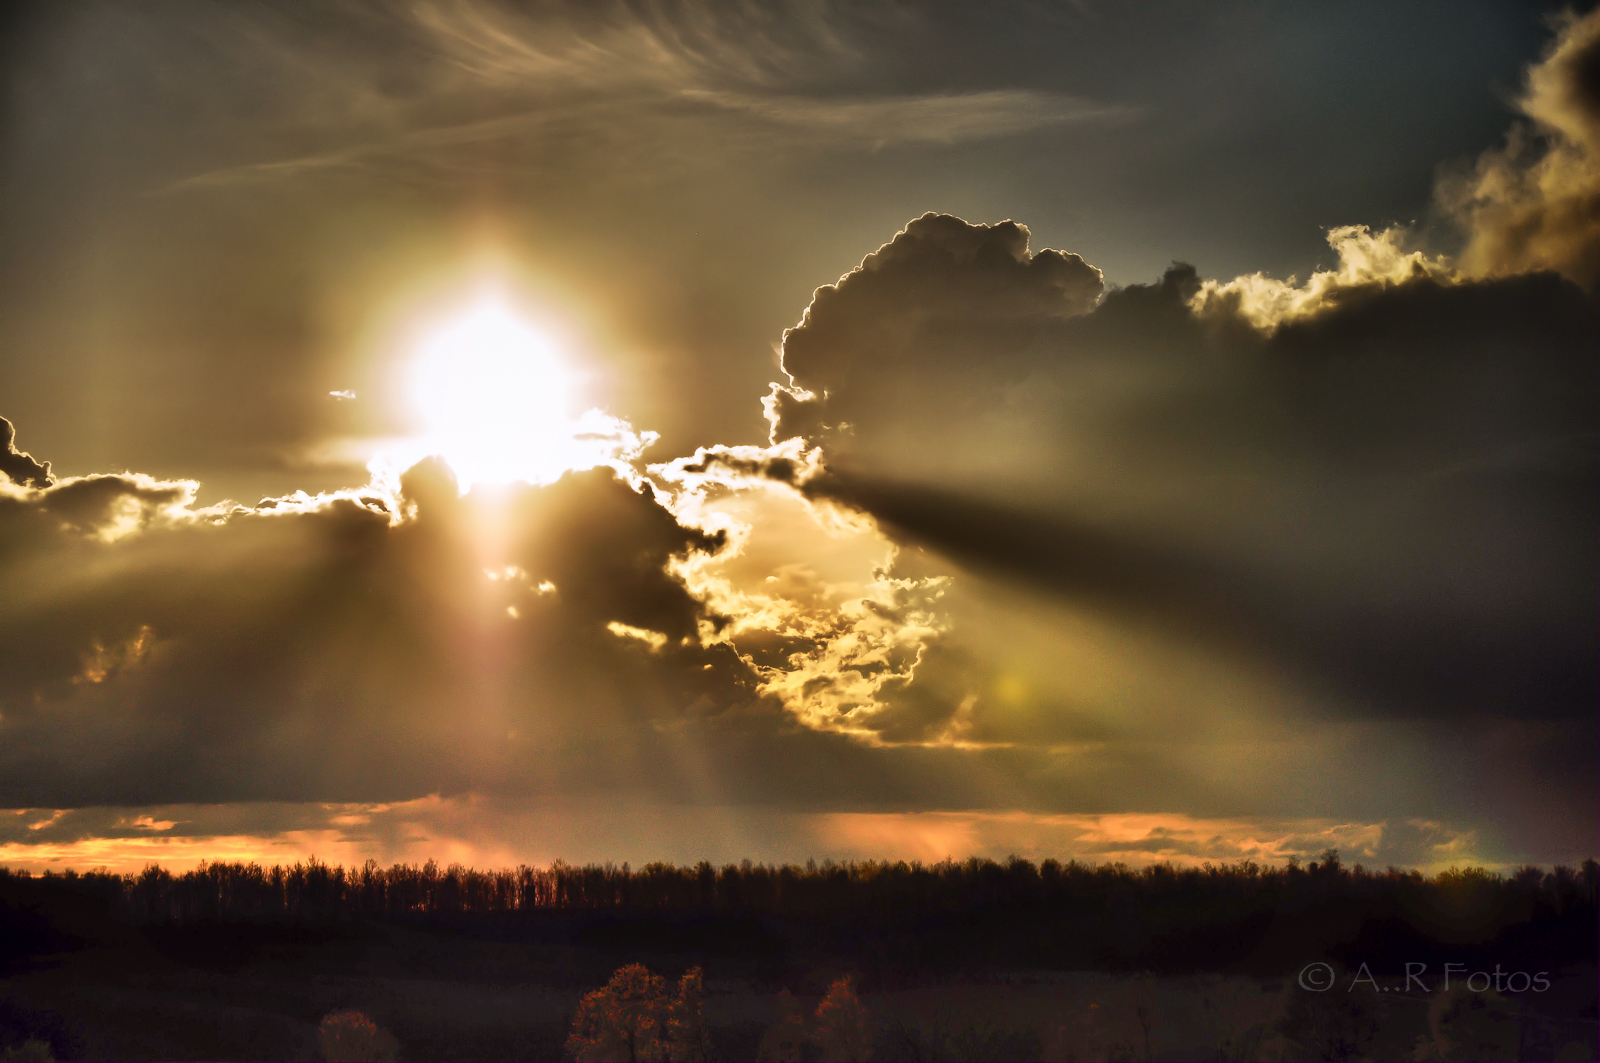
[{"xmin": 0, "ymin": 796, "xmax": 1515, "ymax": 876}]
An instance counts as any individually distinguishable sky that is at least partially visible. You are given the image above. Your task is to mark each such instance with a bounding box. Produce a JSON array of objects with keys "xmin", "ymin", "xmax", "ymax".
[{"xmin": 0, "ymin": 0, "xmax": 1595, "ymax": 874}]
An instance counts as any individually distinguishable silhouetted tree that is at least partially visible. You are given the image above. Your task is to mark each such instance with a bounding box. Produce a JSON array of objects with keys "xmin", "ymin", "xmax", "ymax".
[
  {"xmin": 4, "ymin": 856, "xmax": 1596, "ymax": 980},
  {"xmin": 1277, "ymin": 974, "xmax": 1379, "ymax": 1063},
  {"xmin": 566, "ymin": 963, "xmax": 714, "ymax": 1063},
  {"xmin": 1411, "ymin": 985, "xmax": 1521, "ymax": 1061},
  {"xmin": 567, "ymin": 963, "xmax": 668, "ymax": 1063},
  {"xmin": 756, "ymin": 989, "xmax": 810, "ymax": 1063},
  {"xmin": 815, "ymin": 976, "xmax": 872, "ymax": 1062},
  {"xmin": 317, "ymin": 1010, "xmax": 397, "ymax": 1063},
  {"xmin": 666, "ymin": 967, "xmax": 711, "ymax": 1063}
]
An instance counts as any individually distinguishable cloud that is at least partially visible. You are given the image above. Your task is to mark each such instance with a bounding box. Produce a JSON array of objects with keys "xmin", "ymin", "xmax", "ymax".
[
  {"xmin": 409, "ymin": 0, "xmax": 863, "ymax": 94},
  {"xmin": 165, "ymin": 3, "xmax": 1132, "ymax": 191},
  {"xmin": 0, "ymin": 416, "xmax": 52, "ymax": 488},
  {"xmin": 0, "ymin": 405, "xmax": 1590, "ymax": 863},
  {"xmin": 3, "ymin": 472, "xmax": 204, "ymax": 542},
  {"xmin": 0, "ymin": 413, "xmax": 974, "ymax": 813},
  {"xmin": 2, "ymin": 8, "xmax": 1595, "ymax": 870},
  {"xmin": 1441, "ymin": 6, "xmax": 1600, "ymax": 289},
  {"xmin": 1191, "ymin": 224, "xmax": 1456, "ymax": 329},
  {"xmin": 766, "ymin": 212, "xmax": 1105, "ymax": 449},
  {"xmin": 650, "ymin": 440, "xmax": 949, "ymax": 738},
  {"xmin": 0, "ymin": 430, "xmax": 757, "ymax": 808},
  {"xmin": 606, "ymin": 621, "xmax": 668, "ymax": 651},
  {"xmin": 167, "ymin": 106, "xmax": 602, "ymax": 191},
  {"xmin": 12, "ymin": 218, "xmax": 1565, "ymax": 822},
  {"xmin": 761, "ymin": 214, "xmax": 1596, "ymax": 735},
  {"xmin": 683, "ymin": 88, "xmax": 1133, "ymax": 146},
  {"xmin": 1186, "ymin": 9, "xmax": 1600, "ymax": 331}
]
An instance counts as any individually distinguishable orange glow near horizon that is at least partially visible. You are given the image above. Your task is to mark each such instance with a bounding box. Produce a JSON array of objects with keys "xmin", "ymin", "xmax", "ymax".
[{"xmin": 0, "ymin": 803, "xmax": 1497, "ymax": 877}]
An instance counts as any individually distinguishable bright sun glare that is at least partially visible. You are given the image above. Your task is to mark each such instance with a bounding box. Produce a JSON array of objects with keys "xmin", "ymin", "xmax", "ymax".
[{"xmin": 406, "ymin": 299, "xmax": 577, "ymax": 487}]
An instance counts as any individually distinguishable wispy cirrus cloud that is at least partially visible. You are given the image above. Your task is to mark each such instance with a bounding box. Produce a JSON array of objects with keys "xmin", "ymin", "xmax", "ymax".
[
  {"xmin": 680, "ymin": 87, "xmax": 1135, "ymax": 146},
  {"xmin": 165, "ymin": 2, "xmax": 1132, "ymax": 191}
]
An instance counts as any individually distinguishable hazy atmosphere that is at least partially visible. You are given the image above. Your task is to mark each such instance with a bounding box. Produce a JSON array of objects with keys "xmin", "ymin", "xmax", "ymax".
[{"xmin": 1, "ymin": 0, "xmax": 1596, "ymax": 874}]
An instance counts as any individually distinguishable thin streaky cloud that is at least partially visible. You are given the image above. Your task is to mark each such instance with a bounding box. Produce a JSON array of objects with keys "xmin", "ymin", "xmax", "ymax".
[
  {"xmin": 163, "ymin": 102, "xmax": 616, "ymax": 191},
  {"xmin": 168, "ymin": 85, "xmax": 1131, "ymax": 192},
  {"xmin": 681, "ymin": 88, "xmax": 1138, "ymax": 145}
]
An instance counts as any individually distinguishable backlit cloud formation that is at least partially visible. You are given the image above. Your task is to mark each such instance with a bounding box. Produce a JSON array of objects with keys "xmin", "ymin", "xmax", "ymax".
[
  {"xmin": 1196, "ymin": 8, "xmax": 1600, "ymax": 328},
  {"xmin": 0, "ymin": 5, "xmax": 1595, "ymax": 873}
]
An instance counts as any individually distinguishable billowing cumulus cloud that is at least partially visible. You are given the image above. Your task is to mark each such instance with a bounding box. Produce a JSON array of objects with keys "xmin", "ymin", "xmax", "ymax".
[
  {"xmin": 793, "ymin": 263, "xmax": 1594, "ymax": 723},
  {"xmin": 729, "ymin": 27, "xmax": 1596, "ymax": 836},
  {"xmin": 1191, "ymin": 224, "xmax": 1457, "ymax": 329},
  {"xmin": 766, "ymin": 212, "xmax": 1105, "ymax": 451},
  {"xmin": 1442, "ymin": 6, "xmax": 1600, "ymax": 288},
  {"xmin": 651, "ymin": 442, "xmax": 948, "ymax": 738},
  {"xmin": 1194, "ymin": 9, "xmax": 1600, "ymax": 330},
  {"xmin": 760, "ymin": 84, "xmax": 1596, "ymax": 739}
]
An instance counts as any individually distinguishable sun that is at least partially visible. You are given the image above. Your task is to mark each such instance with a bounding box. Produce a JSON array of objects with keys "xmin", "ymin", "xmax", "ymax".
[{"xmin": 405, "ymin": 298, "xmax": 577, "ymax": 487}]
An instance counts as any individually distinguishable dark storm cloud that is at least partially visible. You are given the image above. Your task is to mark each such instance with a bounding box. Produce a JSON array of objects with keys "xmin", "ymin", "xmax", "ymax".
[
  {"xmin": 0, "ymin": 418, "xmax": 1314, "ymax": 822},
  {"xmin": 0, "ymin": 428, "xmax": 760, "ymax": 808},
  {"xmin": 0, "ymin": 421, "xmax": 1590, "ymax": 863},
  {"xmin": 0, "ymin": 416, "xmax": 52, "ymax": 488},
  {"xmin": 771, "ymin": 216, "xmax": 1597, "ymax": 723}
]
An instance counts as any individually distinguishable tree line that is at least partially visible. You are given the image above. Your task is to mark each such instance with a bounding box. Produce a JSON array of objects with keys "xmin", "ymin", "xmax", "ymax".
[{"xmin": 2, "ymin": 851, "xmax": 1593, "ymax": 930}]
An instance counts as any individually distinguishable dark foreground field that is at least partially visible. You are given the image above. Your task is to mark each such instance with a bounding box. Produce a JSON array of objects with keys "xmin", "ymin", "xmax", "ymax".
[{"xmin": 1, "ymin": 855, "xmax": 1595, "ymax": 1061}]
